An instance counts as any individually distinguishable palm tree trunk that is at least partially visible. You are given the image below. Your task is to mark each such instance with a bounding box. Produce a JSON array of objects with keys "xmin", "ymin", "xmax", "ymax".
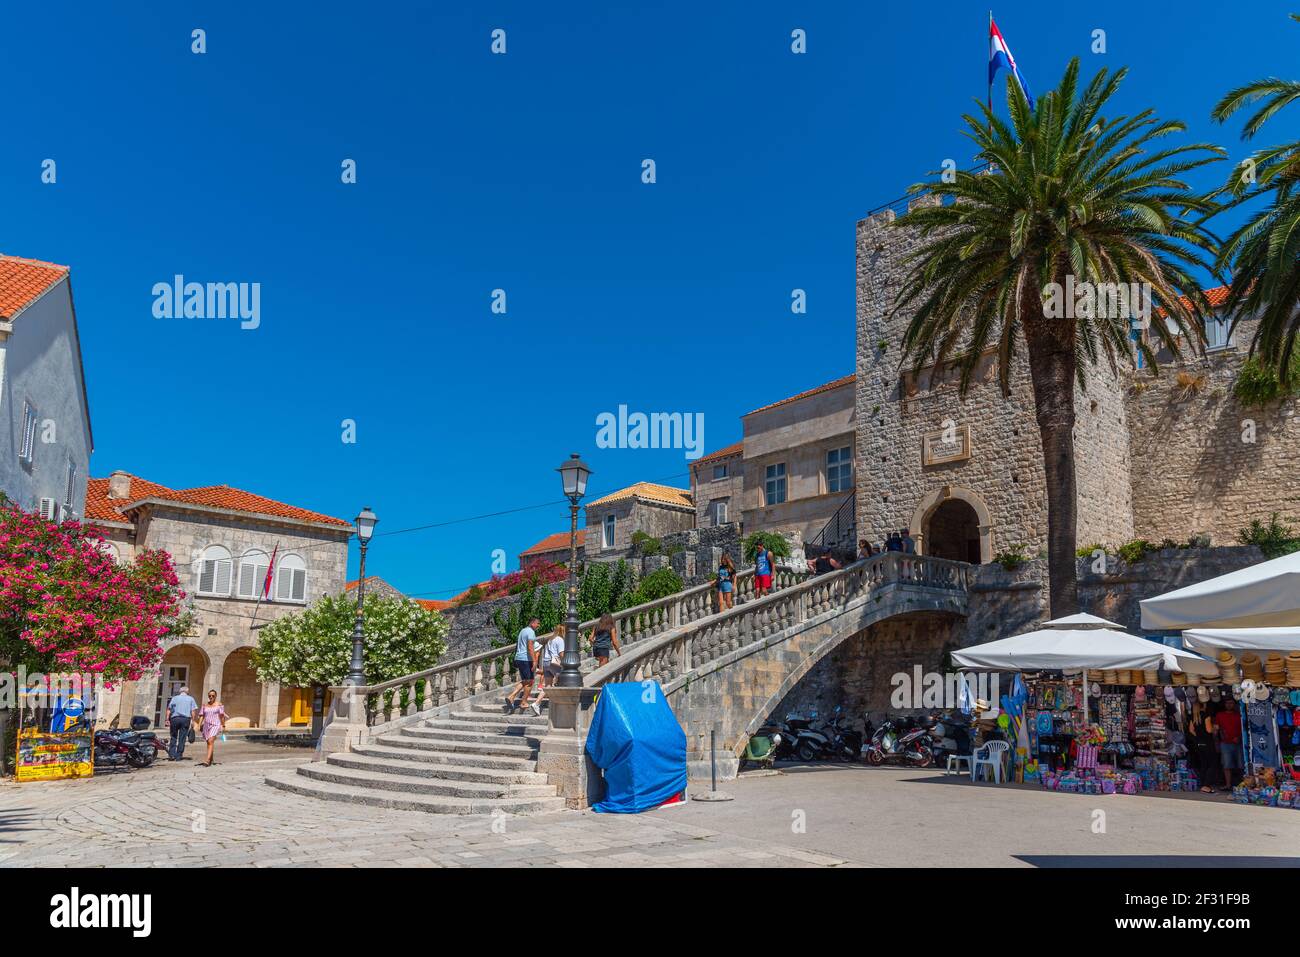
[{"xmin": 1022, "ymin": 311, "xmax": 1080, "ymax": 617}]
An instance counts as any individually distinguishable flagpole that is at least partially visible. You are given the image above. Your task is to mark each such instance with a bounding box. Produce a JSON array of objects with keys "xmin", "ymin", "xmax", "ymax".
[
  {"xmin": 247, "ymin": 542, "xmax": 280, "ymax": 631},
  {"xmin": 988, "ymin": 11, "xmax": 993, "ymax": 110}
]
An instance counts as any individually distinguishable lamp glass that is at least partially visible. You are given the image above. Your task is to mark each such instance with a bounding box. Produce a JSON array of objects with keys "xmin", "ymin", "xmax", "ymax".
[
  {"xmin": 355, "ymin": 507, "xmax": 378, "ymax": 542},
  {"xmin": 557, "ymin": 454, "xmax": 591, "ymax": 498}
]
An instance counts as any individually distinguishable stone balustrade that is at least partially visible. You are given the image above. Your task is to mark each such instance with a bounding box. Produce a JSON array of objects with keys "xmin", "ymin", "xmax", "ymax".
[{"xmin": 319, "ymin": 561, "xmax": 809, "ymax": 747}]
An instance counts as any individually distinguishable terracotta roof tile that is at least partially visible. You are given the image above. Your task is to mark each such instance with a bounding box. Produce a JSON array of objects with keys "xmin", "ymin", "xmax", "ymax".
[
  {"xmin": 585, "ymin": 482, "xmax": 693, "ymax": 510},
  {"xmin": 744, "ymin": 374, "xmax": 854, "ymax": 417},
  {"xmin": 85, "ymin": 472, "xmax": 351, "ymax": 528},
  {"xmin": 1155, "ymin": 284, "xmax": 1232, "ymax": 320},
  {"xmin": 520, "ymin": 531, "xmax": 574, "ymax": 556},
  {"xmin": 692, "ymin": 441, "xmax": 743, "ymax": 467},
  {"xmin": 0, "ymin": 255, "xmax": 68, "ymax": 319}
]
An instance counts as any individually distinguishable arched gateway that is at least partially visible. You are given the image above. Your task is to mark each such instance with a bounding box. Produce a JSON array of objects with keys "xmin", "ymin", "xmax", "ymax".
[{"xmin": 910, "ymin": 486, "xmax": 994, "ymax": 564}]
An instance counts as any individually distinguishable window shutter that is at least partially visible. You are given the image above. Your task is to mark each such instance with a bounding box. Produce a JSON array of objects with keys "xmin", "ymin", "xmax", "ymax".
[
  {"xmin": 290, "ymin": 568, "xmax": 306, "ymax": 601},
  {"xmin": 213, "ymin": 559, "xmax": 232, "ymax": 595},
  {"xmin": 277, "ymin": 568, "xmax": 292, "ymax": 601},
  {"xmin": 200, "ymin": 560, "xmax": 216, "ymax": 594}
]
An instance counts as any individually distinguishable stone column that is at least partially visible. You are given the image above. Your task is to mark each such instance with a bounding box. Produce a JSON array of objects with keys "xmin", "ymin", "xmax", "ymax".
[
  {"xmin": 319, "ymin": 685, "xmax": 369, "ymax": 755},
  {"xmin": 536, "ymin": 687, "xmax": 602, "ymax": 809},
  {"xmin": 259, "ymin": 680, "xmax": 281, "ymax": 730}
]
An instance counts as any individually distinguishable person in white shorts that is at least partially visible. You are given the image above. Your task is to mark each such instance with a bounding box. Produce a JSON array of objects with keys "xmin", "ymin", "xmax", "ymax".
[{"xmin": 531, "ymin": 626, "xmax": 565, "ymax": 716}]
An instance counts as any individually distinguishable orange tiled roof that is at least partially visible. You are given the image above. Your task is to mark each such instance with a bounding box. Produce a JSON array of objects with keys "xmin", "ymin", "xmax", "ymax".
[
  {"xmin": 0, "ymin": 255, "xmax": 69, "ymax": 320},
  {"xmin": 585, "ymin": 482, "xmax": 693, "ymax": 510},
  {"xmin": 416, "ymin": 598, "xmax": 453, "ymax": 612},
  {"xmin": 693, "ymin": 441, "xmax": 743, "ymax": 467},
  {"xmin": 85, "ymin": 472, "xmax": 351, "ymax": 528},
  {"xmin": 745, "ymin": 374, "xmax": 854, "ymax": 417},
  {"xmin": 1155, "ymin": 284, "xmax": 1232, "ymax": 320},
  {"xmin": 520, "ymin": 531, "xmax": 574, "ymax": 556}
]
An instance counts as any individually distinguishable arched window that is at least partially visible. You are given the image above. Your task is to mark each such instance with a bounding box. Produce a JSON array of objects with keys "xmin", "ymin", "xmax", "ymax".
[
  {"xmin": 237, "ymin": 549, "xmax": 270, "ymax": 599},
  {"xmin": 198, "ymin": 544, "xmax": 233, "ymax": 596},
  {"xmin": 275, "ymin": 554, "xmax": 307, "ymax": 603}
]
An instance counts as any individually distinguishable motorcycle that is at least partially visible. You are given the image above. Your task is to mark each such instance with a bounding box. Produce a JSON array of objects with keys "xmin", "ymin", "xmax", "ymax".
[
  {"xmin": 928, "ymin": 711, "xmax": 972, "ymax": 766},
  {"xmin": 785, "ymin": 711, "xmax": 834, "ymax": 762},
  {"xmin": 862, "ymin": 714, "xmax": 935, "ymax": 767},
  {"xmin": 823, "ymin": 706, "xmax": 863, "ymax": 761},
  {"xmin": 93, "ymin": 716, "xmax": 159, "ymax": 769}
]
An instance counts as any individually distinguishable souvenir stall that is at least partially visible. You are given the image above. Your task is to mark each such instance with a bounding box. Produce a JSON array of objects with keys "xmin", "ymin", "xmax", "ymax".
[
  {"xmin": 952, "ymin": 626, "xmax": 1221, "ymax": 797},
  {"xmin": 1141, "ymin": 555, "xmax": 1300, "ymax": 809}
]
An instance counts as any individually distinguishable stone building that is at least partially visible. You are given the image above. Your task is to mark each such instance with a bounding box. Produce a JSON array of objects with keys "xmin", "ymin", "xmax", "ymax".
[
  {"xmin": 854, "ymin": 192, "xmax": 1299, "ymax": 569},
  {"xmin": 583, "ymin": 482, "xmax": 694, "ymax": 561},
  {"xmin": 518, "ymin": 531, "xmax": 579, "ymax": 569},
  {"xmin": 740, "ymin": 374, "xmax": 856, "ymax": 545},
  {"xmin": 0, "ymin": 256, "xmax": 93, "ymax": 521},
  {"xmin": 689, "ymin": 442, "xmax": 743, "ymax": 528},
  {"xmin": 86, "ymin": 470, "xmax": 352, "ymax": 729}
]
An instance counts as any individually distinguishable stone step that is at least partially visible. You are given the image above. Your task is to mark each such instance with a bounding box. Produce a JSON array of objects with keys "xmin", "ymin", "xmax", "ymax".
[
  {"xmin": 371, "ymin": 735, "xmax": 537, "ymax": 768},
  {"xmin": 309, "ymin": 759, "xmax": 556, "ymax": 799},
  {"xmin": 467, "ymin": 695, "xmax": 550, "ymax": 715},
  {"xmin": 421, "ymin": 717, "xmax": 543, "ymax": 737},
  {"xmin": 448, "ymin": 709, "xmax": 549, "ymax": 728},
  {"xmin": 394, "ymin": 728, "xmax": 539, "ymax": 758},
  {"xmin": 350, "ymin": 745, "xmax": 548, "ymax": 784},
  {"xmin": 266, "ymin": 769, "xmax": 566, "ymax": 816},
  {"xmin": 400, "ymin": 725, "xmax": 541, "ymax": 752}
]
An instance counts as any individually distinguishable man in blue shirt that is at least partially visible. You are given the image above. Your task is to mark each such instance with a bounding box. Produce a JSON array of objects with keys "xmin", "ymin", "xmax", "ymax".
[
  {"xmin": 504, "ymin": 618, "xmax": 541, "ymax": 714},
  {"xmin": 166, "ymin": 686, "xmax": 199, "ymax": 761}
]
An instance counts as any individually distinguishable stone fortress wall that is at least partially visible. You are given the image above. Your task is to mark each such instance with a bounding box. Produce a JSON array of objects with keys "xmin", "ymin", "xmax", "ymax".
[{"xmin": 855, "ymin": 193, "xmax": 1300, "ymax": 566}]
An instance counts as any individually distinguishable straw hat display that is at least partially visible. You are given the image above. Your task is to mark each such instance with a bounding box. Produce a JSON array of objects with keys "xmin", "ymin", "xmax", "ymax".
[
  {"xmin": 1171, "ymin": 672, "xmax": 1188, "ymax": 686},
  {"xmin": 1218, "ymin": 652, "xmax": 1239, "ymax": 684},
  {"xmin": 1240, "ymin": 653, "xmax": 1264, "ymax": 681},
  {"xmin": 1103, "ymin": 669, "xmax": 1119, "ymax": 684},
  {"xmin": 1287, "ymin": 652, "xmax": 1300, "ymax": 687},
  {"xmin": 1143, "ymin": 668, "xmax": 1159, "ymax": 685}
]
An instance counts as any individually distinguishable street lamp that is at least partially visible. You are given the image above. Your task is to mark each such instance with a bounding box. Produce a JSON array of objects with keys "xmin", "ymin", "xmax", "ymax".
[
  {"xmin": 556, "ymin": 454, "xmax": 591, "ymax": 688},
  {"xmin": 344, "ymin": 506, "xmax": 378, "ymax": 686}
]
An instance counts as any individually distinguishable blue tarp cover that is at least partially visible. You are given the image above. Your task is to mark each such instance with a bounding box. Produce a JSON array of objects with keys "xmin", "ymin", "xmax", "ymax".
[{"xmin": 585, "ymin": 682, "xmax": 687, "ymax": 813}]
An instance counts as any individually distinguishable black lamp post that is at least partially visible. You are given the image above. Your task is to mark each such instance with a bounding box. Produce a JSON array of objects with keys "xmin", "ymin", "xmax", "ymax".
[
  {"xmin": 344, "ymin": 506, "xmax": 378, "ymax": 686},
  {"xmin": 556, "ymin": 454, "xmax": 591, "ymax": 689}
]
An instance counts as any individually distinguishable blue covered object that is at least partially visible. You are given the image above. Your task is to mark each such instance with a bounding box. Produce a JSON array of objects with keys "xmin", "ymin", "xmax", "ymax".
[{"xmin": 585, "ymin": 682, "xmax": 687, "ymax": 813}]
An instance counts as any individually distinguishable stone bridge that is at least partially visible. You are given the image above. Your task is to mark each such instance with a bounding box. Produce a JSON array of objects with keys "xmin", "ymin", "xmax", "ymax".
[
  {"xmin": 538, "ymin": 551, "xmax": 971, "ymax": 805},
  {"xmin": 288, "ymin": 552, "xmax": 969, "ymax": 813}
]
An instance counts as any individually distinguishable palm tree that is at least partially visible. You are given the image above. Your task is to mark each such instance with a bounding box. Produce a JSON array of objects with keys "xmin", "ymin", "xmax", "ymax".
[
  {"xmin": 1211, "ymin": 14, "xmax": 1300, "ymax": 376},
  {"xmin": 892, "ymin": 59, "xmax": 1222, "ymax": 615}
]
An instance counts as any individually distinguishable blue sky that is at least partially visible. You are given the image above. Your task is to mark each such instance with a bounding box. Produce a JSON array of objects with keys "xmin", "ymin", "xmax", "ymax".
[{"xmin": 4, "ymin": 2, "xmax": 1296, "ymax": 597}]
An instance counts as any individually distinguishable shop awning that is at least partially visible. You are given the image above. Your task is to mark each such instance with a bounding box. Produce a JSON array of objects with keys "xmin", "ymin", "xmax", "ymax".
[
  {"xmin": 952, "ymin": 628, "xmax": 1219, "ymax": 675},
  {"xmin": 1181, "ymin": 626, "xmax": 1300, "ymax": 657},
  {"xmin": 1043, "ymin": 612, "xmax": 1121, "ymax": 629},
  {"xmin": 1139, "ymin": 551, "xmax": 1300, "ymax": 630}
]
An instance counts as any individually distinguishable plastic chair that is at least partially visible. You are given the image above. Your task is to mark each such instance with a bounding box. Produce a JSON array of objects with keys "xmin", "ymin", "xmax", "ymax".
[
  {"xmin": 970, "ymin": 740, "xmax": 1010, "ymax": 783},
  {"xmin": 945, "ymin": 754, "xmax": 972, "ymax": 776}
]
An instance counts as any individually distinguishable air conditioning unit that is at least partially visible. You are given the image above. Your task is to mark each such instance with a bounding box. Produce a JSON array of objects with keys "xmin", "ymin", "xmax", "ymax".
[{"xmin": 38, "ymin": 497, "xmax": 57, "ymax": 521}]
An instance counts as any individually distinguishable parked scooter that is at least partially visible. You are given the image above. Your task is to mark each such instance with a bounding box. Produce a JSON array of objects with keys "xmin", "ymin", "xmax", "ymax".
[
  {"xmin": 862, "ymin": 714, "xmax": 935, "ymax": 767},
  {"xmin": 928, "ymin": 711, "xmax": 972, "ymax": 766},
  {"xmin": 823, "ymin": 706, "xmax": 863, "ymax": 761},
  {"xmin": 784, "ymin": 711, "xmax": 834, "ymax": 762},
  {"xmin": 93, "ymin": 716, "xmax": 159, "ymax": 769},
  {"xmin": 741, "ymin": 726, "xmax": 785, "ymax": 769}
]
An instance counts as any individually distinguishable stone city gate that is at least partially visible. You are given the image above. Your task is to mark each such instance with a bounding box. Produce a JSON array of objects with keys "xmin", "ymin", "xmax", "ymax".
[{"xmin": 270, "ymin": 552, "xmax": 971, "ymax": 812}]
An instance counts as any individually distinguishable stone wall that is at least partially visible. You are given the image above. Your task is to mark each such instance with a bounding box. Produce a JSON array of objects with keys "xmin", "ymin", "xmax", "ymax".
[
  {"xmin": 771, "ymin": 545, "xmax": 1269, "ymax": 726},
  {"xmin": 1125, "ymin": 348, "xmax": 1300, "ymax": 546},
  {"xmin": 583, "ymin": 498, "xmax": 695, "ymax": 561},
  {"xmin": 439, "ymin": 582, "xmax": 569, "ymax": 661},
  {"xmin": 690, "ymin": 450, "xmax": 743, "ymax": 527}
]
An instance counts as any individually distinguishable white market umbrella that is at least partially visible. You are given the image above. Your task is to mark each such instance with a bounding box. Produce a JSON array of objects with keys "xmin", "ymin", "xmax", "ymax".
[
  {"xmin": 1181, "ymin": 627, "xmax": 1300, "ymax": 657},
  {"xmin": 1140, "ymin": 551, "xmax": 1300, "ymax": 630},
  {"xmin": 1043, "ymin": 612, "xmax": 1122, "ymax": 630},
  {"xmin": 952, "ymin": 628, "xmax": 1219, "ymax": 676}
]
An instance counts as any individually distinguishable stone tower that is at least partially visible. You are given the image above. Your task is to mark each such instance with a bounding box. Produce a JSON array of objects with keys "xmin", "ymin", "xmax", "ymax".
[{"xmin": 853, "ymin": 194, "xmax": 1136, "ymax": 564}]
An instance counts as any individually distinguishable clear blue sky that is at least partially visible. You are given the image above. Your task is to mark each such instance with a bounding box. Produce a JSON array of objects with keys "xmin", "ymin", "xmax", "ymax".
[{"xmin": 4, "ymin": 2, "xmax": 1295, "ymax": 597}]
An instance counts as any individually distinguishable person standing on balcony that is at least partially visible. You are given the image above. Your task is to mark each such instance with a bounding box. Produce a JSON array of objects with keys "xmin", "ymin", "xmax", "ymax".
[
  {"xmin": 901, "ymin": 529, "xmax": 915, "ymax": 554},
  {"xmin": 504, "ymin": 617, "xmax": 541, "ymax": 714},
  {"xmin": 857, "ymin": 540, "xmax": 875, "ymax": 560},
  {"xmin": 716, "ymin": 553, "xmax": 737, "ymax": 611},
  {"xmin": 591, "ymin": 612, "xmax": 620, "ymax": 666},
  {"xmin": 753, "ymin": 541, "xmax": 775, "ymax": 599}
]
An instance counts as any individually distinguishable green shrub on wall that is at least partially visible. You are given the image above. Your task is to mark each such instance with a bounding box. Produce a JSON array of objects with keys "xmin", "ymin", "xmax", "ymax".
[
  {"xmin": 1238, "ymin": 513, "xmax": 1300, "ymax": 559},
  {"xmin": 1233, "ymin": 354, "xmax": 1300, "ymax": 407}
]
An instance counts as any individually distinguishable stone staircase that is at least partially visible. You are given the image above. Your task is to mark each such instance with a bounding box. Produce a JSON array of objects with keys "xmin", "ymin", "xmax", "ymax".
[{"xmin": 266, "ymin": 692, "xmax": 565, "ymax": 815}]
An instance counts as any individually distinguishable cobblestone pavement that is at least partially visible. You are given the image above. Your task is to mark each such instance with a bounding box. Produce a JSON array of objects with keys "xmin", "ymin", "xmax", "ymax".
[
  {"xmin": 5, "ymin": 750, "xmax": 1298, "ymax": 868},
  {"xmin": 0, "ymin": 751, "xmax": 855, "ymax": 868}
]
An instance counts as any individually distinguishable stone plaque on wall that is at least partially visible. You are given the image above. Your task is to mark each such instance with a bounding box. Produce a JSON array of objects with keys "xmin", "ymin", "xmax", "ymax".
[{"xmin": 922, "ymin": 424, "xmax": 971, "ymax": 467}]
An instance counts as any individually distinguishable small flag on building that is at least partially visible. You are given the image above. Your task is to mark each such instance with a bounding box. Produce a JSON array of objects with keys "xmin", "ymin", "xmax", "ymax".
[
  {"xmin": 262, "ymin": 545, "xmax": 278, "ymax": 599},
  {"xmin": 988, "ymin": 14, "xmax": 1034, "ymax": 110}
]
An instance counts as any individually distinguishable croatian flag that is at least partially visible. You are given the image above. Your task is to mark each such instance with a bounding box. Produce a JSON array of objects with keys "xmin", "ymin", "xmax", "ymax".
[
  {"xmin": 262, "ymin": 545, "xmax": 277, "ymax": 599},
  {"xmin": 988, "ymin": 15, "xmax": 1034, "ymax": 110}
]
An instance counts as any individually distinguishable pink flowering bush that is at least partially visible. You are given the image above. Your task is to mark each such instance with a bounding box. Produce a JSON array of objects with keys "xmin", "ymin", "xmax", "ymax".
[
  {"xmin": 483, "ymin": 561, "xmax": 568, "ymax": 599},
  {"xmin": 0, "ymin": 502, "xmax": 186, "ymax": 682}
]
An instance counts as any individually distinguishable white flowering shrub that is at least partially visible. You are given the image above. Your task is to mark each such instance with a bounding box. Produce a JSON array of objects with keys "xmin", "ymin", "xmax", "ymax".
[{"xmin": 251, "ymin": 593, "xmax": 448, "ymax": 689}]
